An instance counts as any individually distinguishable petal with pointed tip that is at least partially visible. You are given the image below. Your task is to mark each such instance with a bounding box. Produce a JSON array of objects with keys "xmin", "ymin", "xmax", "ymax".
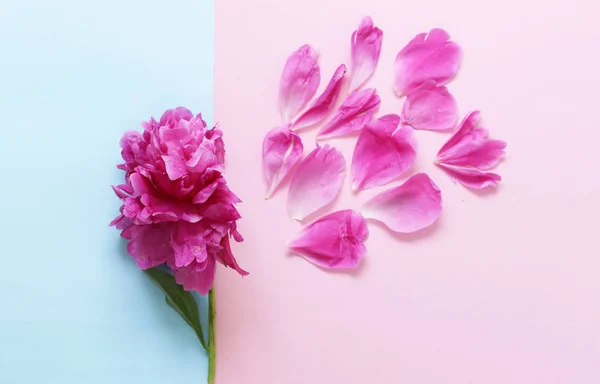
[
  {"xmin": 349, "ymin": 16, "xmax": 383, "ymax": 91},
  {"xmin": 292, "ymin": 64, "xmax": 346, "ymax": 130},
  {"xmin": 287, "ymin": 145, "xmax": 346, "ymax": 220},
  {"xmin": 279, "ymin": 44, "xmax": 321, "ymax": 122},
  {"xmin": 262, "ymin": 124, "xmax": 304, "ymax": 198},
  {"xmin": 317, "ymin": 88, "xmax": 380, "ymax": 139}
]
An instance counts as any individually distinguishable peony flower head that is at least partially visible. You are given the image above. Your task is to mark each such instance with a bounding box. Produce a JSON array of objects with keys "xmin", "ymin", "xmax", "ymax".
[{"xmin": 111, "ymin": 107, "xmax": 247, "ymax": 294}]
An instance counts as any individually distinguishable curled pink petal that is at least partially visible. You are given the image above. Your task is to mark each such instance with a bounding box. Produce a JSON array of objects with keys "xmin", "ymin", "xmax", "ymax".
[
  {"xmin": 400, "ymin": 82, "xmax": 458, "ymax": 131},
  {"xmin": 393, "ymin": 28, "xmax": 461, "ymax": 97},
  {"xmin": 350, "ymin": 16, "xmax": 383, "ymax": 91},
  {"xmin": 289, "ymin": 209, "xmax": 368, "ymax": 269},
  {"xmin": 292, "ymin": 64, "xmax": 347, "ymax": 130},
  {"xmin": 351, "ymin": 114, "xmax": 417, "ymax": 191},
  {"xmin": 262, "ymin": 123, "xmax": 304, "ymax": 198},
  {"xmin": 287, "ymin": 145, "xmax": 346, "ymax": 221},
  {"xmin": 279, "ymin": 44, "xmax": 321, "ymax": 122},
  {"xmin": 437, "ymin": 163, "xmax": 501, "ymax": 189},
  {"xmin": 435, "ymin": 111, "xmax": 506, "ymax": 188},
  {"xmin": 317, "ymin": 88, "xmax": 380, "ymax": 139},
  {"xmin": 362, "ymin": 173, "xmax": 442, "ymax": 233}
]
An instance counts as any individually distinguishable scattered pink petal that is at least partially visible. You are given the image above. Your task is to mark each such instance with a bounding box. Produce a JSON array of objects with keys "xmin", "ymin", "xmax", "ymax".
[
  {"xmin": 287, "ymin": 145, "xmax": 346, "ymax": 221},
  {"xmin": 292, "ymin": 64, "xmax": 347, "ymax": 130},
  {"xmin": 362, "ymin": 173, "xmax": 442, "ymax": 233},
  {"xmin": 288, "ymin": 209, "xmax": 368, "ymax": 269},
  {"xmin": 351, "ymin": 114, "xmax": 417, "ymax": 191},
  {"xmin": 400, "ymin": 82, "xmax": 458, "ymax": 131},
  {"xmin": 349, "ymin": 16, "xmax": 383, "ymax": 92},
  {"xmin": 317, "ymin": 88, "xmax": 381, "ymax": 139},
  {"xmin": 393, "ymin": 28, "xmax": 461, "ymax": 97},
  {"xmin": 436, "ymin": 163, "xmax": 502, "ymax": 188},
  {"xmin": 435, "ymin": 111, "xmax": 506, "ymax": 188},
  {"xmin": 262, "ymin": 123, "xmax": 304, "ymax": 198},
  {"xmin": 279, "ymin": 44, "xmax": 321, "ymax": 122}
]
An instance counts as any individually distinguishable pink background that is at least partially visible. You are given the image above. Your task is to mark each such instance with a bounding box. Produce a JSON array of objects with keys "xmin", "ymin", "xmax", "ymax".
[{"xmin": 214, "ymin": 0, "xmax": 600, "ymax": 383}]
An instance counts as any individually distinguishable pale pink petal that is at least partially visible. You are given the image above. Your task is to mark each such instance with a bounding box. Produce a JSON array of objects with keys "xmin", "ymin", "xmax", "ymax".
[
  {"xmin": 124, "ymin": 223, "xmax": 174, "ymax": 269},
  {"xmin": 287, "ymin": 145, "xmax": 346, "ymax": 220},
  {"xmin": 362, "ymin": 173, "xmax": 442, "ymax": 233},
  {"xmin": 400, "ymin": 82, "xmax": 458, "ymax": 131},
  {"xmin": 279, "ymin": 44, "xmax": 321, "ymax": 122},
  {"xmin": 436, "ymin": 163, "xmax": 502, "ymax": 188},
  {"xmin": 351, "ymin": 114, "xmax": 417, "ymax": 191},
  {"xmin": 262, "ymin": 123, "xmax": 304, "ymax": 198},
  {"xmin": 317, "ymin": 88, "xmax": 381, "ymax": 139},
  {"xmin": 349, "ymin": 16, "xmax": 383, "ymax": 91},
  {"xmin": 288, "ymin": 209, "xmax": 368, "ymax": 269},
  {"xmin": 292, "ymin": 64, "xmax": 347, "ymax": 130},
  {"xmin": 173, "ymin": 256, "xmax": 216, "ymax": 295},
  {"xmin": 393, "ymin": 28, "xmax": 461, "ymax": 97}
]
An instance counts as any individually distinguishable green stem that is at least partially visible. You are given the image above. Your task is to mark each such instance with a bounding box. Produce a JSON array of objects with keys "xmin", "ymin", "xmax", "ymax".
[{"xmin": 208, "ymin": 288, "xmax": 216, "ymax": 384}]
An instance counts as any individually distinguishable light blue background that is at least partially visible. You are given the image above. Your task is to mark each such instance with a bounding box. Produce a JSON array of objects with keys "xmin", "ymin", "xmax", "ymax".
[{"xmin": 0, "ymin": 1, "xmax": 214, "ymax": 382}]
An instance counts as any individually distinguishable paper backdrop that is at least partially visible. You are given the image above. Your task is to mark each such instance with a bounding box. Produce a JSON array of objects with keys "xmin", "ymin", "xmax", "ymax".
[
  {"xmin": 214, "ymin": 0, "xmax": 600, "ymax": 383},
  {"xmin": 0, "ymin": 1, "xmax": 214, "ymax": 382}
]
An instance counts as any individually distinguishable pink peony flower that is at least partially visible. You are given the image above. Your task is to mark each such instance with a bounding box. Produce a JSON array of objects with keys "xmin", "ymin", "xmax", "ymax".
[{"xmin": 110, "ymin": 107, "xmax": 247, "ymax": 294}]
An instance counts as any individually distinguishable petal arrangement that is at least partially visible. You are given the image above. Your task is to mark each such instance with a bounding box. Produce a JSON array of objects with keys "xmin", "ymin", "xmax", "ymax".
[{"xmin": 262, "ymin": 16, "xmax": 507, "ymax": 270}]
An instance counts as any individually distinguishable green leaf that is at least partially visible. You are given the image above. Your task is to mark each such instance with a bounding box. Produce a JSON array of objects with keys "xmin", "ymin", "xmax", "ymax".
[{"xmin": 144, "ymin": 267, "xmax": 208, "ymax": 350}]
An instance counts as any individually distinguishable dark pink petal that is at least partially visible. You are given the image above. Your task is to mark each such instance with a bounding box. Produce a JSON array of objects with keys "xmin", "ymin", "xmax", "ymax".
[
  {"xmin": 124, "ymin": 223, "xmax": 174, "ymax": 269},
  {"xmin": 362, "ymin": 173, "xmax": 442, "ymax": 233},
  {"xmin": 279, "ymin": 44, "xmax": 321, "ymax": 122},
  {"xmin": 215, "ymin": 235, "xmax": 249, "ymax": 276},
  {"xmin": 350, "ymin": 16, "xmax": 383, "ymax": 91},
  {"xmin": 262, "ymin": 123, "xmax": 304, "ymax": 198},
  {"xmin": 436, "ymin": 111, "xmax": 506, "ymax": 170},
  {"xmin": 400, "ymin": 82, "xmax": 458, "ymax": 131},
  {"xmin": 292, "ymin": 64, "xmax": 347, "ymax": 130},
  {"xmin": 171, "ymin": 222, "xmax": 209, "ymax": 268},
  {"xmin": 288, "ymin": 210, "xmax": 368, "ymax": 269},
  {"xmin": 287, "ymin": 145, "xmax": 346, "ymax": 220},
  {"xmin": 393, "ymin": 28, "xmax": 461, "ymax": 97},
  {"xmin": 317, "ymin": 88, "xmax": 381, "ymax": 140},
  {"xmin": 173, "ymin": 256, "xmax": 216, "ymax": 295},
  {"xmin": 436, "ymin": 163, "xmax": 502, "ymax": 188},
  {"xmin": 351, "ymin": 114, "xmax": 417, "ymax": 191}
]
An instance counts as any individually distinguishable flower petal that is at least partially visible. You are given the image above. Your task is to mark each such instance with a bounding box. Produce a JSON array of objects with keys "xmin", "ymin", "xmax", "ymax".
[
  {"xmin": 289, "ymin": 209, "xmax": 368, "ymax": 269},
  {"xmin": 262, "ymin": 123, "xmax": 304, "ymax": 198},
  {"xmin": 362, "ymin": 173, "xmax": 442, "ymax": 233},
  {"xmin": 216, "ymin": 234, "xmax": 249, "ymax": 276},
  {"xmin": 351, "ymin": 114, "xmax": 417, "ymax": 191},
  {"xmin": 350, "ymin": 16, "xmax": 383, "ymax": 91},
  {"xmin": 292, "ymin": 64, "xmax": 347, "ymax": 130},
  {"xmin": 287, "ymin": 145, "xmax": 346, "ymax": 220},
  {"xmin": 400, "ymin": 82, "xmax": 458, "ymax": 131},
  {"xmin": 279, "ymin": 44, "xmax": 321, "ymax": 122},
  {"xmin": 436, "ymin": 111, "xmax": 506, "ymax": 170},
  {"xmin": 393, "ymin": 28, "xmax": 461, "ymax": 97},
  {"xmin": 173, "ymin": 255, "xmax": 216, "ymax": 295},
  {"xmin": 317, "ymin": 88, "xmax": 381, "ymax": 139},
  {"xmin": 124, "ymin": 223, "xmax": 174, "ymax": 269},
  {"xmin": 171, "ymin": 222, "xmax": 208, "ymax": 268},
  {"xmin": 436, "ymin": 163, "xmax": 502, "ymax": 189}
]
